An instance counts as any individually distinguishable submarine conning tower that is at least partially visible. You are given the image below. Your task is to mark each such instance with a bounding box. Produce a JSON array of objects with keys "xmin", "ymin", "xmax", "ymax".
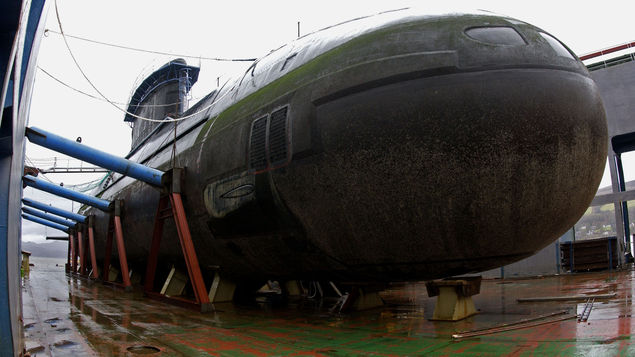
[{"xmin": 124, "ymin": 58, "xmax": 200, "ymax": 148}]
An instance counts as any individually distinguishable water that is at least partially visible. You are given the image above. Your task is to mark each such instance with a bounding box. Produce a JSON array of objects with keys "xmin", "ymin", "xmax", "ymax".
[
  {"xmin": 24, "ymin": 256, "xmax": 67, "ymax": 279},
  {"xmin": 22, "ymin": 255, "xmax": 96, "ymax": 355}
]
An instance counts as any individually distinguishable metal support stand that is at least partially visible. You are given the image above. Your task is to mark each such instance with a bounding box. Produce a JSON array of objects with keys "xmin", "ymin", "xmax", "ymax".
[
  {"xmin": 78, "ymin": 228, "xmax": 87, "ymax": 276},
  {"xmin": 426, "ymin": 276, "xmax": 481, "ymax": 321},
  {"xmin": 208, "ymin": 272, "xmax": 236, "ymax": 303},
  {"xmin": 144, "ymin": 168, "xmax": 212, "ymax": 312},
  {"xmin": 66, "ymin": 230, "xmax": 75, "ymax": 274},
  {"xmin": 87, "ymin": 215, "xmax": 99, "ymax": 279},
  {"xmin": 70, "ymin": 230, "xmax": 78, "ymax": 273},
  {"xmin": 102, "ymin": 200, "xmax": 132, "ymax": 291},
  {"xmin": 66, "ymin": 235, "xmax": 70, "ymax": 273}
]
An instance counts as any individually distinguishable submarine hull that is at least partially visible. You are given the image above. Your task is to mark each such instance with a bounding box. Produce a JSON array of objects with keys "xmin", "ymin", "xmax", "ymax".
[
  {"xmin": 96, "ymin": 68, "xmax": 605, "ymax": 283},
  {"xmin": 86, "ymin": 10, "xmax": 607, "ymax": 285}
]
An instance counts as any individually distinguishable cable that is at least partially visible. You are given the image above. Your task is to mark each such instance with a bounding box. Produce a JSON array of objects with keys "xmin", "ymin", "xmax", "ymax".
[
  {"xmin": 25, "ymin": 155, "xmax": 111, "ymax": 192},
  {"xmin": 38, "ymin": 65, "xmax": 124, "ymax": 104},
  {"xmin": 54, "ymin": 0, "xmax": 239, "ymax": 123},
  {"xmin": 44, "ymin": 29, "xmax": 257, "ymax": 62},
  {"xmin": 38, "ymin": 66, "xmax": 199, "ymax": 108},
  {"xmin": 24, "ymin": 155, "xmax": 55, "ymax": 183}
]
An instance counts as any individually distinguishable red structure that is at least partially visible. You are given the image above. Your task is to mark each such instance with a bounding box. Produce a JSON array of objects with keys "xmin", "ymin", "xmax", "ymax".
[
  {"xmin": 102, "ymin": 200, "xmax": 132, "ymax": 290},
  {"xmin": 579, "ymin": 41, "xmax": 635, "ymax": 61},
  {"xmin": 144, "ymin": 168, "xmax": 212, "ymax": 312}
]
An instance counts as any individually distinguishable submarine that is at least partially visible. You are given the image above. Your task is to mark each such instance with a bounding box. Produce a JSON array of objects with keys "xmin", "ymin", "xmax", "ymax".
[{"xmin": 83, "ymin": 8, "xmax": 607, "ymax": 288}]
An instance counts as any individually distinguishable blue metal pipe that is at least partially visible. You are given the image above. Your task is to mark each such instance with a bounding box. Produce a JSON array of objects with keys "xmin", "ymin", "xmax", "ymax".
[
  {"xmin": 22, "ymin": 198, "xmax": 87, "ymax": 223},
  {"xmin": 26, "ymin": 127, "xmax": 164, "ymax": 186},
  {"xmin": 23, "ymin": 175, "xmax": 112, "ymax": 211},
  {"xmin": 21, "ymin": 213, "xmax": 70, "ymax": 233},
  {"xmin": 21, "ymin": 207, "xmax": 76, "ymax": 228}
]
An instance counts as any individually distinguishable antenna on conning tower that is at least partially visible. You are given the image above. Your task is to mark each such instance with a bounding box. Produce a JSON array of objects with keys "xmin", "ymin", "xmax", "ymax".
[{"xmin": 178, "ymin": 67, "xmax": 192, "ymax": 114}]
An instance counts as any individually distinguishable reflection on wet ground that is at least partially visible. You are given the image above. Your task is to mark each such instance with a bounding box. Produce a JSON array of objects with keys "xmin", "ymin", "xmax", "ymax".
[{"xmin": 22, "ymin": 258, "xmax": 635, "ymax": 356}]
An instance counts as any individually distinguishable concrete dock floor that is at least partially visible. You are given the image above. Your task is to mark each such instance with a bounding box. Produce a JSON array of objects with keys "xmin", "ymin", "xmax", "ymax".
[{"xmin": 22, "ymin": 257, "xmax": 635, "ymax": 356}]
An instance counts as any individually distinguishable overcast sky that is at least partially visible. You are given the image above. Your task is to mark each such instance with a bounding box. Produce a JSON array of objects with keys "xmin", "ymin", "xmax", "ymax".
[{"xmin": 22, "ymin": 0, "xmax": 634, "ymax": 242}]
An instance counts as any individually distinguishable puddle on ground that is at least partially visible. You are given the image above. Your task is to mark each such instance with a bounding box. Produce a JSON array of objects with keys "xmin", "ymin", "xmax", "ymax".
[
  {"xmin": 43, "ymin": 317, "xmax": 60, "ymax": 327},
  {"xmin": 26, "ymin": 345, "xmax": 45, "ymax": 354},
  {"xmin": 126, "ymin": 345, "xmax": 161, "ymax": 354},
  {"xmin": 53, "ymin": 339, "xmax": 77, "ymax": 348}
]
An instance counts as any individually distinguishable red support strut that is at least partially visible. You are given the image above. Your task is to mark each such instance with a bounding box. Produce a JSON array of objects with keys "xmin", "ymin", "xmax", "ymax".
[
  {"xmin": 71, "ymin": 231, "xmax": 78, "ymax": 273},
  {"xmin": 170, "ymin": 192, "xmax": 209, "ymax": 306},
  {"xmin": 114, "ymin": 214, "xmax": 132, "ymax": 288},
  {"xmin": 102, "ymin": 200, "xmax": 132, "ymax": 291},
  {"xmin": 68, "ymin": 230, "xmax": 75, "ymax": 273},
  {"xmin": 144, "ymin": 168, "xmax": 211, "ymax": 312},
  {"xmin": 88, "ymin": 215, "xmax": 99, "ymax": 279}
]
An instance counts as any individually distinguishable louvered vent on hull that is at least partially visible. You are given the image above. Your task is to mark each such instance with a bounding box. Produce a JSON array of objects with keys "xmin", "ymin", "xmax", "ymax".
[
  {"xmin": 249, "ymin": 116, "xmax": 268, "ymax": 172},
  {"xmin": 268, "ymin": 107, "xmax": 289, "ymax": 166}
]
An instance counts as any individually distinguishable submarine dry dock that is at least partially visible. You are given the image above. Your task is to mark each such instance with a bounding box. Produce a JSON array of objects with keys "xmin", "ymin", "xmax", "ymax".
[{"xmin": 4, "ymin": 2, "xmax": 635, "ymax": 355}]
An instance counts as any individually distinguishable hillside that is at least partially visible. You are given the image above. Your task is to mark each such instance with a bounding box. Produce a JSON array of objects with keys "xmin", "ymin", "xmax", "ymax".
[
  {"xmin": 21, "ymin": 240, "xmax": 67, "ymax": 259},
  {"xmin": 576, "ymin": 181, "xmax": 635, "ymax": 239},
  {"xmin": 596, "ymin": 180, "xmax": 635, "ymax": 196}
]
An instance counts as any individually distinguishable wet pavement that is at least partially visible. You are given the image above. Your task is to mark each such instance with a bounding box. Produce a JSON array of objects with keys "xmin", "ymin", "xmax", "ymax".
[{"xmin": 22, "ymin": 257, "xmax": 635, "ymax": 356}]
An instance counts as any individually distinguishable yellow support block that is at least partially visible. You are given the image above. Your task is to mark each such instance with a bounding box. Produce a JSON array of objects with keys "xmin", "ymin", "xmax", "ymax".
[
  {"xmin": 426, "ymin": 276, "xmax": 481, "ymax": 321},
  {"xmin": 208, "ymin": 272, "xmax": 236, "ymax": 303},
  {"xmin": 430, "ymin": 286, "xmax": 477, "ymax": 321},
  {"xmin": 161, "ymin": 266, "xmax": 187, "ymax": 297}
]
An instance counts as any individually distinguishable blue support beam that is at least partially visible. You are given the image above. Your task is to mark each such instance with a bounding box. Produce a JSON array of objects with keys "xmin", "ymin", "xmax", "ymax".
[
  {"xmin": 22, "ymin": 198, "xmax": 86, "ymax": 223},
  {"xmin": 26, "ymin": 127, "xmax": 164, "ymax": 186},
  {"xmin": 21, "ymin": 213, "xmax": 69, "ymax": 234},
  {"xmin": 22, "ymin": 207, "xmax": 76, "ymax": 228},
  {"xmin": 23, "ymin": 175, "xmax": 112, "ymax": 211}
]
